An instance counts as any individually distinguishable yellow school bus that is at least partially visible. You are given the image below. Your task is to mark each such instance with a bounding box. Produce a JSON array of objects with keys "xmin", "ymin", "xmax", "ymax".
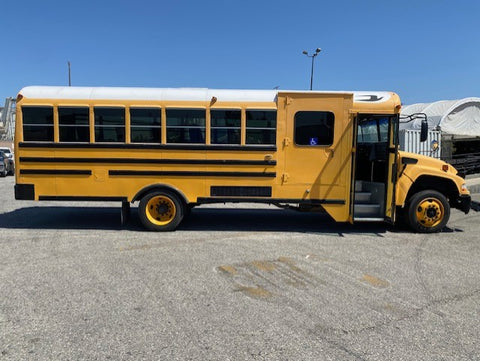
[{"xmin": 14, "ymin": 86, "xmax": 471, "ymax": 232}]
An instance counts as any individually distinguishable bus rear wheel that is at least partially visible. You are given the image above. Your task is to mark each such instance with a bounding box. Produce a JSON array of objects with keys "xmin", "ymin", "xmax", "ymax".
[
  {"xmin": 139, "ymin": 190, "xmax": 185, "ymax": 231},
  {"xmin": 406, "ymin": 190, "xmax": 450, "ymax": 233}
]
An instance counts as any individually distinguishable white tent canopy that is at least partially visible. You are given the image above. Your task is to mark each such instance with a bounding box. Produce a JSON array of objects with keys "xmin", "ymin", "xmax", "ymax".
[{"xmin": 400, "ymin": 98, "xmax": 480, "ymax": 136}]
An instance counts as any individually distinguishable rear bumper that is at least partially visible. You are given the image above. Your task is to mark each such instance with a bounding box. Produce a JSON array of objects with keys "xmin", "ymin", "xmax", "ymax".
[{"xmin": 15, "ymin": 184, "xmax": 35, "ymax": 200}]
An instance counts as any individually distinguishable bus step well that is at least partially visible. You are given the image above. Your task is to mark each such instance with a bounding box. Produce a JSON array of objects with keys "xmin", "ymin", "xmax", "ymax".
[
  {"xmin": 354, "ymin": 204, "xmax": 381, "ymax": 217},
  {"xmin": 353, "ymin": 181, "xmax": 384, "ymax": 220},
  {"xmin": 354, "ymin": 192, "xmax": 372, "ymax": 203}
]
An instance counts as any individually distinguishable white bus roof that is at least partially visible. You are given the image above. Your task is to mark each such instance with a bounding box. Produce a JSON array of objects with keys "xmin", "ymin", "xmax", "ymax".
[{"xmin": 18, "ymin": 86, "xmax": 393, "ymax": 104}]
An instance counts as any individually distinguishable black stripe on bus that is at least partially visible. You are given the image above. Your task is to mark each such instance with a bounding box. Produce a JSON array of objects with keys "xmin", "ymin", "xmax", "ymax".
[
  {"xmin": 34, "ymin": 196, "xmax": 344, "ymax": 205},
  {"xmin": 197, "ymin": 197, "xmax": 345, "ymax": 205},
  {"xmin": 211, "ymin": 186, "xmax": 272, "ymax": 197},
  {"xmin": 19, "ymin": 157, "xmax": 277, "ymax": 166},
  {"xmin": 108, "ymin": 170, "xmax": 276, "ymax": 178},
  {"xmin": 20, "ymin": 169, "xmax": 92, "ymax": 175},
  {"xmin": 38, "ymin": 196, "xmax": 127, "ymax": 201},
  {"xmin": 18, "ymin": 142, "xmax": 277, "ymax": 152}
]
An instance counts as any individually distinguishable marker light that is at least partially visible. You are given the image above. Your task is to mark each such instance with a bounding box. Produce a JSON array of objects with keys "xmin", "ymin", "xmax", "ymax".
[{"xmin": 442, "ymin": 164, "xmax": 449, "ymax": 172}]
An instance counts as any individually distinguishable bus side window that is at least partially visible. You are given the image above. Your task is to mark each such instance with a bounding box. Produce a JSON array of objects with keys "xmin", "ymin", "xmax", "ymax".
[
  {"xmin": 211, "ymin": 109, "xmax": 241, "ymax": 145},
  {"xmin": 166, "ymin": 109, "xmax": 206, "ymax": 144},
  {"xmin": 94, "ymin": 107, "xmax": 125, "ymax": 143},
  {"xmin": 130, "ymin": 107, "xmax": 161, "ymax": 143},
  {"xmin": 58, "ymin": 106, "xmax": 90, "ymax": 142},
  {"xmin": 246, "ymin": 110, "xmax": 276, "ymax": 145},
  {"xmin": 22, "ymin": 106, "xmax": 54, "ymax": 142},
  {"xmin": 294, "ymin": 111, "xmax": 334, "ymax": 146}
]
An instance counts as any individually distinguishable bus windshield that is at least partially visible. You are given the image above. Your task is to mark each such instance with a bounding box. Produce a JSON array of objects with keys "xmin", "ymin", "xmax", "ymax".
[{"xmin": 357, "ymin": 117, "xmax": 389, "ymax": 143}]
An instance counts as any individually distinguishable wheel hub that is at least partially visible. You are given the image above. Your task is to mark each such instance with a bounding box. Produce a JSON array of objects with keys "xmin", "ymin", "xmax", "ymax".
[
  {"xmin": 416, "ymin": 198, "xmax": 444, "ymax": 227},
  {"xmin": 156, "ymin": 203, "xmax": 169, "ymax": 214},
  {"xmin": 146, "ymin": 196, "xmax": 176, "ymax": 226}
]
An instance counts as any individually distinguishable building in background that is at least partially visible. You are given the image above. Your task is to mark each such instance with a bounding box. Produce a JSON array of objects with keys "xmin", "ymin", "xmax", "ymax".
[
  {"xmin": 400, "ymin": 98, "xmax": 480, "ymax": 175},
  {"xmin": 0, "ymin": 97, "xmax": 16, "ymax": 141}
]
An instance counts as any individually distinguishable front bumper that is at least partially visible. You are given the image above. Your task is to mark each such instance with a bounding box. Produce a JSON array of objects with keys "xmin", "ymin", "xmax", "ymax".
[{"xmin": 454, "ymin": 194, "xmax": 472, "ymax": 214}]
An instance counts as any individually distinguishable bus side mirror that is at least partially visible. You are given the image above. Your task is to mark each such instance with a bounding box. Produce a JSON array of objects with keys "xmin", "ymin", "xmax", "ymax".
[{"xmin": 420, "ymin": 118, "xmax": 428, "ymax": 142}]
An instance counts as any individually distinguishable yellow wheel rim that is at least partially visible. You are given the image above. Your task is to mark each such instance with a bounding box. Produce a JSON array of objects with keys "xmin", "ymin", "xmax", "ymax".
[
  {"xmin": 415, "ymin": 197, "xmax": 444, "ymax": 228},
  {"xmin": 145, "ymin": 196, "xmax": 176, "ymax": 226}
]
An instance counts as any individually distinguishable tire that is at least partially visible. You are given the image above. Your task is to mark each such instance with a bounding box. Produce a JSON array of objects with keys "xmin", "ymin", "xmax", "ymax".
[
  {"xmin": 406, "ymin": 190, "xmax": 450, "ymax": 233},
  {"xmin": 0, "ymin": 168, "xmax": 6, "ymax": 177},
  {"xmin": 138, "ymin": 190, "xmax": 185, "ymax": 231}
]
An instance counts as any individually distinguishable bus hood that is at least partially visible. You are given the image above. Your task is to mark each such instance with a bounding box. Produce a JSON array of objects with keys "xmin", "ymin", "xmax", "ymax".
[{"xmin": 398, "ymin": 151, "xmax": 460, "ymax": 177}]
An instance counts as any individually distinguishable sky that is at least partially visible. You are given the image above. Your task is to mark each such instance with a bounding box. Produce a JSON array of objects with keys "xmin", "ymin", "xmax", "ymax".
[{"xmin": 1, "ymin": 0, "xmax": 479, "ymax": 105}]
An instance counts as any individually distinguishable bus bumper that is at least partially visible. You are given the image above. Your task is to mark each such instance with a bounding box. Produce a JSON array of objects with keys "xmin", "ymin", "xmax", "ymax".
[
  {"xmin": 471, "ymin": 199, "xmax": 480, "ymax": 212},
  {"xmin": 454, "ymin": 194, "xmax": 472, "ymax": 214},
  {"xmin": 15, "ymin": 184, "xmax": 35, "ymax": 200}
]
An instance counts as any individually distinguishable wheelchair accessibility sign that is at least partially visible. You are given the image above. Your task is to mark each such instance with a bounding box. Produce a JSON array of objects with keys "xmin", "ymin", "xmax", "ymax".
[{"xmin": 309, "ymin": 137, "xmax": 319, "ymax": 146}]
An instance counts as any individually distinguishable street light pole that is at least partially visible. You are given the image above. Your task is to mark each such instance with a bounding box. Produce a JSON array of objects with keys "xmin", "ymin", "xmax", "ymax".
[
  {"xmin": 68, "ymin": 61, "xmax": 71, "ymax": 86},
  {"xmin": 302, "ymin": 48, "xmax": 321, "ymax": 90}
]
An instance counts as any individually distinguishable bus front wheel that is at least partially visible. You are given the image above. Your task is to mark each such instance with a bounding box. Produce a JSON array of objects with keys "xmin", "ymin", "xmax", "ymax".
[
  {"xmin": 406, "ymin": 190, "xmax": 450, "ymax": 233},
  {"xmin": 139, "ymin": 190, "xmax": 185, "ymax": 231}
]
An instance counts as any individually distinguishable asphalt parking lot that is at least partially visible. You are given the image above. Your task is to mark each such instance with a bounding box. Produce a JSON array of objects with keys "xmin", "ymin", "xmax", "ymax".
[{"xmin": 1, "ymin": 175, "xmax": 480, "ymax": 360}]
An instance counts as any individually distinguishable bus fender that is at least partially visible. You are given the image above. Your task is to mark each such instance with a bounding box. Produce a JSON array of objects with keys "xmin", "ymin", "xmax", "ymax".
[
  {"xmin": 132, "ymin": 184, "xmax": 189, "ymax": 205},
  {"xmin": 397, "ymin": 173, "xmax": 461, "ymax": 210},
  {"xmin": 395, "ymin": 174, "xmax": 414, "ymax": 207}
]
